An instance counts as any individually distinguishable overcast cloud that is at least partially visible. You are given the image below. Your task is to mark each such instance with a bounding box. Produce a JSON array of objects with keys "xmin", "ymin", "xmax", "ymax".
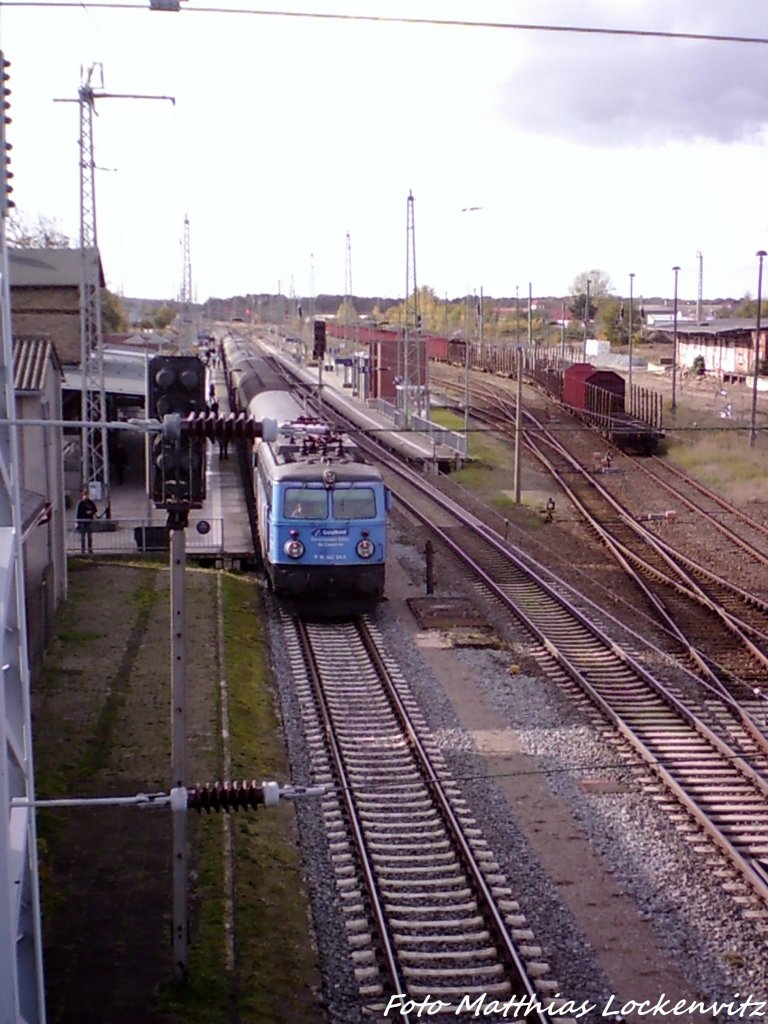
[
  {"xmin": 2, "ymin": 0, "xmax": 766, "ymax": 300},
  {"xmin": 499, "ymin": 0, "xmax": 768, "ymax": 144}
]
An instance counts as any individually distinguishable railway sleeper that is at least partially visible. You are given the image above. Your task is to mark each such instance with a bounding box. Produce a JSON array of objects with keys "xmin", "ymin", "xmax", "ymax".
[
  {"xmin": 380, "ymin": 876, "xmax": 475, "ymax": 892},
  {"xmin": 397, "ymin": 947, "xmax": 501, "ymax": 964},
  {"xmin": 387, "ymin": 911, "xmax": 483, "ymax": 927},
  {"xmin": 394, "ymin": 931, "xmax": 492, "ymax": 944},
  {"xmin": 376, "ymin": 865, "xmax": 466, "ymax": 877},
  {"xmin": 366, "ymin": 839, "xmax": 451, "ymax": 853},
  {"xmin": 400, "ymin": 963, "xmax": 506, "ymax": 979},
  {"xmin": 406, "ymin": 981, "xmax": 512, "ymax": 999},
  {"xmin": 373, "ymin": 851, "xmax": 456, "ymax": 864}
]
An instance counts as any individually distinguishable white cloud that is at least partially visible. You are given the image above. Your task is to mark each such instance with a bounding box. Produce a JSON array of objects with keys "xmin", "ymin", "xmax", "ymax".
[{"xmin": 1, "ymin": 0, "xmax": 766, "ymax": 302}]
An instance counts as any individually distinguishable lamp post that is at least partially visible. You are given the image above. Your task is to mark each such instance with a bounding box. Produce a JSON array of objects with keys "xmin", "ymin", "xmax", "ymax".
[
  {"xmin": 515, "ymin": 284, "xmax": 520, "ymax": 347},
  {"xmin": 749, "ymin": 250, "xmax": 767, "ymax": 447},
  {"xmin": 628, "ymin": 272, "xmax": 635, "ymax": 411},
  {"xmin": 671, "ymin": 266, "xmax": 680, "ymax": 412},
  {"xmin": 459, "ymin": 205, "xmax": 485, "ymax": 446},
  {"xmin": 583, "ymin": 279, "xmax": 591, "ymax": 360},
  {"xmin": 461, "ymin": 292, "xmax": 473, "ymax": 439}
]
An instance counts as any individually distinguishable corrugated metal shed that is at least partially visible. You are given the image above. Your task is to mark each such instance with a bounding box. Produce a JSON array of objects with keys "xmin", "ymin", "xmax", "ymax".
[{"xmin": 13, "ymin": 337, "xmax": 60, "ymax": 393}]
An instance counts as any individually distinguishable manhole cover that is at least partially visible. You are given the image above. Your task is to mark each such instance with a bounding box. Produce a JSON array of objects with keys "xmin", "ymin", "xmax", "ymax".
[{"xmin": 407, "ymin": 596, "xmax": 488, "ymax": 630}]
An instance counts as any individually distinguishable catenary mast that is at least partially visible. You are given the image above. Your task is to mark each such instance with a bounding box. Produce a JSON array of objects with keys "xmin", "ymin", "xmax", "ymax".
[
  {"xmin": 55, "ymin": 65, "xmax": 175, "ymax": 503},
  {"xmin": 0, "ymin": 50, "xmax": 47, "ymax": 1023}
]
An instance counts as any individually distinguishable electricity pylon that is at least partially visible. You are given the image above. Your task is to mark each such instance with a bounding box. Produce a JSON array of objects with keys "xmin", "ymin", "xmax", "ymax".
[{"xmin": 55, "ymin": 65, "xmax": 174, "ymax": 503}]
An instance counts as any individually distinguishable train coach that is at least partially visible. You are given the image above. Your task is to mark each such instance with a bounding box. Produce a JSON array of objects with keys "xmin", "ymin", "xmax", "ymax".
[
  {"xmin": 424, "ymin": 334, "xmax": 664, "ymax": 453},
  {"xmin": 245, "ymin": 389, "xmax": 389, "ymax": 614},
  {"xmin": 557, "ymin": 363, "xmax": 663, "ymax": 453}
]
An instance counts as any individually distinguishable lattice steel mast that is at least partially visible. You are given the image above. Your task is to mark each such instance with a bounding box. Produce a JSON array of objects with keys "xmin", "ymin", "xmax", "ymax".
[
  {"xmin": 179, "ymin": 214, "xmax": 193, "ymax": 350},
  {"xmin": 78, "ymin": 64, "xmax": 108, "ymax": 500},
  {"xmin": 0, "ymin": 50, "xmax": 47, "ymax": 1023},
  {"xmin": 55, "ymin": 66, "xmax": 174, "ymax": 501}
]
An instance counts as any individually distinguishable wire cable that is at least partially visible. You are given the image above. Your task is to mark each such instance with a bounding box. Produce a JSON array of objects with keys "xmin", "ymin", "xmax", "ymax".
[{"xmin": 1, "ymin": 3, "xmax": 767, "ymax": 46}]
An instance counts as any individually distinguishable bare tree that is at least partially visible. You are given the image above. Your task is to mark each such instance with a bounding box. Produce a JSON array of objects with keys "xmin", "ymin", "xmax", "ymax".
[{"xmin": 7, "ymin": 212, "xmax": 71, "ymax": 248}]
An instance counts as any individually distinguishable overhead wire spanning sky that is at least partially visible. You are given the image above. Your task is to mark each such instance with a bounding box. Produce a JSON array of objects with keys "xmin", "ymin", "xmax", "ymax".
[{"xmin": 1, "ymin": 0, "xmax": 766, "ymax": 303}]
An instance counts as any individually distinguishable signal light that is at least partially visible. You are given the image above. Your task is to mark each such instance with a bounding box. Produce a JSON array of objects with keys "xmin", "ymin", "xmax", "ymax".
[
  {"xmin": 147, "ymin": 355, "xmax": 206, "ymax": 508},
  {"xmin": 313, "ymin": 319, "xmax": 327, "ymax": 360}
]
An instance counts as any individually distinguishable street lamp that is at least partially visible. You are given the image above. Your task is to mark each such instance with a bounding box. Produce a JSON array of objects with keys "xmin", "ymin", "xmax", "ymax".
[
  {"xmin": 749, "ymin": 250, "xmax": 767, "ymax": 447},
  {"xmin": 460, "ymin": 206, "xmax": 483, "ymax": 445},
  {"xmin": 583, "ymin": 279, "xmax": 591, "ymax": 360},
  {"xmin": 628, "ymin": 272, "xmax": 635, "ymax": 410},
  {"xmin": 671, "ymin": 266, "xmax": 680, "ymax": 411}
]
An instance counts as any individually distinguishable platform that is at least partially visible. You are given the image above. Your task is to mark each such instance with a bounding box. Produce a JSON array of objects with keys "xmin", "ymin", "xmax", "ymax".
[{"xmin": 66, "ymin": 364, "xmax": 254, "ymax": 563}]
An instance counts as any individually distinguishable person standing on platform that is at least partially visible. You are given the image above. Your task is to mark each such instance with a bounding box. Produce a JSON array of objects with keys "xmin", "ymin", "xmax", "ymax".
[{"xmin": 75, "ymin": 490, "xmax": 98, "ymax": 554}]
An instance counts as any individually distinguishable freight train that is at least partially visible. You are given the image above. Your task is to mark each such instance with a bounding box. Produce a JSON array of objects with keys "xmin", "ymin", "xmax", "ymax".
[
  {"xmin": 323, "ymin": 325, "xmax": 662, "ymax": 452},
  {"xmin": 426, "ymin": 335, "xmax": 664, "ymax": 453}
]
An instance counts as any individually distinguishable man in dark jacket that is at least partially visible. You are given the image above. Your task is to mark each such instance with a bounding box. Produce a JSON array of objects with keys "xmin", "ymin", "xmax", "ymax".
[{"xmin": 75, "ymin": 490, "xmax": 98, "ymax": 553}]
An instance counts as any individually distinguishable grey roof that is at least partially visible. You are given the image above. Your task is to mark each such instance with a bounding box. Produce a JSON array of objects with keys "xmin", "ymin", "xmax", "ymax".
[
  {"xmin": 61, "ymin": 347, "xmax": 148, "ymax": 398},
  {"xmin": 654, "ymin": 318, "xmax": 763, "ymax": 337},
  {"xmin": 9, "ymin": 247, "xmax": 105, "ymax": 288},
  {"xmin": 13, "ymin": 337, "xmax": 61, "ymax": 392}
]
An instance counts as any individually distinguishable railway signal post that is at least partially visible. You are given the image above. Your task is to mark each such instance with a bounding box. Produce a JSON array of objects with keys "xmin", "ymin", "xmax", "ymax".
[
  {"xmin": 147, "ymin": 355, "xmax": 279, "ymax": 981},
  {"xmin": 147, "ymin": 355, "xmax": 206, "ymax": 980}
]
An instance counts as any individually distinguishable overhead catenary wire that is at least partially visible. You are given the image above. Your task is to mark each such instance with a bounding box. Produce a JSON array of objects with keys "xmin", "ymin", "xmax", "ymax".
[{"xmin": 1, "ymin": 3, "xmax": 767, "ymax": 47}]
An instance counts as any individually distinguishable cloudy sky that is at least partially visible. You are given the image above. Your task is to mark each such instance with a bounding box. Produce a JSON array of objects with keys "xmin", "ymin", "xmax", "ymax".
[{"xmin": 0, "ymin": 0, "xmax": 766, "ymax": 304}]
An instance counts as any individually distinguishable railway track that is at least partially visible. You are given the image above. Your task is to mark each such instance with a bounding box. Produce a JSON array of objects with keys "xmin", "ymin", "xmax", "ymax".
[
  {"xmin": 431, "ymin": 368, "xmax": 768, "ymax": 690},
  {"xmin": 281, "ymin": 611, "xmax": 567, "ymax": 1022},
  {"xmin": 272, "ymin": 357, "xmax": 768, "ymax": 934}
]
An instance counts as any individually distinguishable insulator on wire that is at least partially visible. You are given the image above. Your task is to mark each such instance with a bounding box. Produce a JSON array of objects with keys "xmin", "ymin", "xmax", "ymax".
[
  {"xmin": 179, "ymin": 412, "xmax": 274, "ymax": 442},
  {"xmin": 187, "ymin": 780, "xmax": 265, "ymax": 814}
]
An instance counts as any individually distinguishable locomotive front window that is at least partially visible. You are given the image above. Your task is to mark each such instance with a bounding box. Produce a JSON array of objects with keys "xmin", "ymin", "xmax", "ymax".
[
  {"xmin": 332, "ymin": 487, "xmax": 376, "ymax": 520},
  {"xmin": 283, "ymin": 487, "xmax": 328, "ymax": 520}
]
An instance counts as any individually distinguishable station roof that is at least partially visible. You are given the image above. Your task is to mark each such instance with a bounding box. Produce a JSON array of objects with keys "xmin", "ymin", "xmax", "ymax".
[
  {"xmin": 9, "ymin": 247, "xmax": 105, "ymax": 288},
  {"xmin": 62, "ymin": 348, "xmax": 148, "ymax": 398}
]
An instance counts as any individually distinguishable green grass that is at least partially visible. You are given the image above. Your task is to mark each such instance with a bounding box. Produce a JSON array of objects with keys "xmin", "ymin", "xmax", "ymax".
[
  {"xmin": 223, "ymin": 575, "xmax": 320, "ymax": 1022},
  {"xmin": 158, "ymin": 575, "xmax": 320, "ymax": 1023}
]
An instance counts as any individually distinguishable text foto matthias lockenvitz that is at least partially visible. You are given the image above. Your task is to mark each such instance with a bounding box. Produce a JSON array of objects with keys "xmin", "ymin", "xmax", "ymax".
[{"xmin": 383, "ymin": 991, "xmax": 768, "ymax": 1019}]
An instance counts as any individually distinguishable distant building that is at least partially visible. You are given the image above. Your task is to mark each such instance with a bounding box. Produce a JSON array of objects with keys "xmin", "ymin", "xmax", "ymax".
[
  {"xmin": 9, "ymin": 247, "xmax": 105, "ymax": 366},
  {"xmin": 655, "ymin": 319, "xmax": 767, "ymax": 382}
]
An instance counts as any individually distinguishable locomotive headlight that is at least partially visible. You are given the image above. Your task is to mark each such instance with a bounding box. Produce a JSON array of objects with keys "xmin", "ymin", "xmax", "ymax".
[
  {"xmin": 356, "ymin": 537, "xmax": 375, "ymax": 559},
  {"xmin": 284, "ymin": 537, "xmax": 305, "ymax": 558}
]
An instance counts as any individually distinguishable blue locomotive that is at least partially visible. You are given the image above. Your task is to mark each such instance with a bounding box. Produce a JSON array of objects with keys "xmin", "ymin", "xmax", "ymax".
[{"xmin": 247, "ymin": 389, "xmax": 389, "ymax": 612}]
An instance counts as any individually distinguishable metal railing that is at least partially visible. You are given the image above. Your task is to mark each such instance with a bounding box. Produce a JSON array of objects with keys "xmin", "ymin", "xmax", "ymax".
[
  {"xmin": 66, "ymin": 516, "xmax": 224, "ymax": 556},
  {"xmin": 369, "ymin": 399, "xmax": 468, "ymax": 457}
]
